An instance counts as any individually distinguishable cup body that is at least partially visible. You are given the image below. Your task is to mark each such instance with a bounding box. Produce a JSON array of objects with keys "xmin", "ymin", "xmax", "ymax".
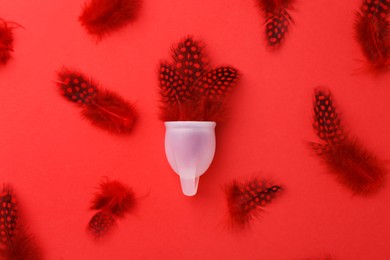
[{"xmin": 164, "ymin": 121, "xmax": 216, "ymax": 196}]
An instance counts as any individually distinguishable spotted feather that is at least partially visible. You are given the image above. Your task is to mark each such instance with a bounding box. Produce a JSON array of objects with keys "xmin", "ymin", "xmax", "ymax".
[
  {"xmin": 355, "ymin": 0, "xmax": 390, "ymax": 72},
  {"xmin": 0, "ymin": 186, "xmax": 17, "ymax": 248},
  {"xmin": 159, "ymin": 63, "xmax": 190, "ymax": 103},
  {"xmin": 158, "ymin": 36, "xmax": 240, "ymax": 122},
  {"xmin": 88, "ymin": 211, "xmax": 116, "ymax": 238},
  {"xmin": 172, "ymin": 36, "xmax": 209, "ymax": 86},
  {"xmin": 309, "ymin": 87, "xmax": 387, "ymax": 195},
  {"xmin": 57, "ymin": 69, "xmax": 98, "ymax": 105},
  {"xmin": 360, "ymin": 0, "xmax": 390, "ymax": 19},
  {"xmin": 57, "ymin": 68, "xmax": 137, "ymax": 134},
  {"xmin": 196, "ymin": 66, "xmax": 238, "ymax": 98},
  {"xmin": 313, "ymin": 88, "xmax": 345, "ymax": 145},
  {"xmin": 258, "ymin": 0, "xmax": 295, "ymax": 48},
  {"xmin": 225, "ymin": 178, "xmax": 283, "ymax": 228},
  {"xmin": 0, "ymin": 185, "xmax": 42, "ymax": 260}
]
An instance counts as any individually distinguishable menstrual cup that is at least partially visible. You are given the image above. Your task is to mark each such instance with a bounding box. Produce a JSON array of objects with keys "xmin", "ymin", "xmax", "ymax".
[
  {"xmin": 164, "ymin": 121, "xmax": 216, "ymax": 196},
  {"xmin": 158, "ymin": 36, "xmax": 240, "ymax": 196}
]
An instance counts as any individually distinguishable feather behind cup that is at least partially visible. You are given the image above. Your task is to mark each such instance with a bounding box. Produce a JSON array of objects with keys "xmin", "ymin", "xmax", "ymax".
[{"xmin": 158, "ymin": 36, "xmax": 239, "ymax": 123}]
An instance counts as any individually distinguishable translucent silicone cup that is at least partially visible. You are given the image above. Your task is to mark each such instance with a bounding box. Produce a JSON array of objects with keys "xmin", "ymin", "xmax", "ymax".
[{"xmin": 164, "ymin": 121, "xmax": 216, "ymax": 196}]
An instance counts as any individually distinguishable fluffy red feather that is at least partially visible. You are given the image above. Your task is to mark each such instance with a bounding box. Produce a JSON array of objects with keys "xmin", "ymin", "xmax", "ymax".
[
  {"xmin": 355, "ymin": 0, "xmax": 390, "ymax": 72},
  {"xmin": 0, "ymin": 19, "xmax": 15, "ymax": 66},
  {"xmin": 90, "ymin": 179, "xmax": 136, "ymax": 218},
  {"xmin": 88, "ymin": 179, "xmax": 136, "ymax": 238},
  {"xmin": 310, "ymin": 87, "xmax": 387, "ymax": 195},
  {"xmin": 158, "ymin": 36, "xmax": 240, "ymax": 122},
  {"xmin": 225, "ymin": 177, "xmax": 283, "ymax": 229},
  {"xmin": 257, "ymin": 0, "xmax": 295, "ymax": 48},
  {"xmin": 57, "ymin": 68, "xmax": 137, "ymax": 134},
  {"xmin": 79, "ymin": 0, "xmax": 141, "ymax": 39},
  {"xmin": 0, "ymin": 185, "xmax": 42, "ymax": 260}
]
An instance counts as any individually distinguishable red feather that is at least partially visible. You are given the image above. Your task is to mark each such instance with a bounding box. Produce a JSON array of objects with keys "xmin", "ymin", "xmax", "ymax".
[
  {"xmin": 0, "ymin": 185, "xmax": 42, "ymax": 260},
  {"xmin": 257, "ymin": 0, "xmax": 295, "ymax": 48},
  {"xmin": 57, "ymin": 68, "xmax": 137, "ymax": 134},
  {"xmin": 158, "ymin": 36, "xmax": 240, "ymax": 123},
  {"xmin": 0, "ymin": 19, "xmax": 15, "ymax": 66},
  {"xmin": 225, "ymin": 177, "xmax": 283, "ymax": 229},
  {"xmin": 90, "ymin": 179, "xmax": 136, "ymax": 218},
  {"xmin": 88, "ymin": 179, "xmax": 136, "ymax": 238},
  {"xmin": 79, "ymin": 0, "xmax": 141, "ymax": 39},
  {"xmin": 355, "ymin": 0, "xmax": 390, "ymax": 72},
  {"xmin": 310, "ymin": 87, "xmax": 387, "ymax": 195}
]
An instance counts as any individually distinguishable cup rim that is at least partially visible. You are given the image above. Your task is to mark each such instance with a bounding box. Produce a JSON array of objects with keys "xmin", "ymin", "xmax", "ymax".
[{"xmin": 164, "ymin": 121, "xmax": 216, "ymax": 128}]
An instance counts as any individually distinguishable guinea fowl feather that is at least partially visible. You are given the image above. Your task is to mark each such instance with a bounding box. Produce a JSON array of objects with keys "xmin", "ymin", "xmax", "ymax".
[
  {"xmin": 0, "ymin": 185, "xmax": 42, "ymax": 260},
  {"xmin": 355, "ymin": 0, "xmax": 390, "ymax": 72},
  {"xmin": 158, "ymin": 36, "xmax": 239, "ymax": 122},
  {"xmin": 88, "ymin": 180, "xmax": 136, "ymax": 238},
  {"xmin": 257, "ymin": 0, "xmax": 295, "ymax": 48},
  {"xmin": 57, "ymin": 68, "xmax": 137, "ymax": 134},
  {"xmin": 225, "ymin": 177, "xmax": 283, "ymax": 228},
  {"xmin": 310, "ymin": 87, "xmax": 387, "ymax": 195}
]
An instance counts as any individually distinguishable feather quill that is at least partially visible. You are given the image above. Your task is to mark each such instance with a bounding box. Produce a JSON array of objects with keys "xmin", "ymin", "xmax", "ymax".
[
  {"xmin": 158, "ymin": 36, "xmax": 239, "ymax": 123},
  {"xmin": 57, "ymin": 68, "xmax": 137, "ymax": 134},
  {"xmin": 0, "ymin": 19, "xmax": 16, "ymax": 66},
  {"xmin": 257, "ymin": 0, "xmax": 295, "ymax": 48},
  {"xmin": 79, "ymin": 0, "xmax": 141, "ymax": 39},
  {"xmin": 225, "ymin": 177, "xmax": 283, "ymax": 229},
  {"xmin": 309, "ymin": 87, "xmax": 387, "ymax": 195},
  {"xmin": 87, "ymin": 179, "xmax": 136, "ymax": 238},
  {"xmin": 355, "ymin": 0, "xmax": 390, "ymax": 72},
  {"xmin": 0, "ymin": 185, "xmax": 42, "ymax": 260}
]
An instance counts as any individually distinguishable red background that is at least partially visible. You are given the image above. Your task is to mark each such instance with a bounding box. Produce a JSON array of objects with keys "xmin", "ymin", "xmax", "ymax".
[{"xmin": 1, "ymin": 0, "xmax": 390, "ymax": 259}]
